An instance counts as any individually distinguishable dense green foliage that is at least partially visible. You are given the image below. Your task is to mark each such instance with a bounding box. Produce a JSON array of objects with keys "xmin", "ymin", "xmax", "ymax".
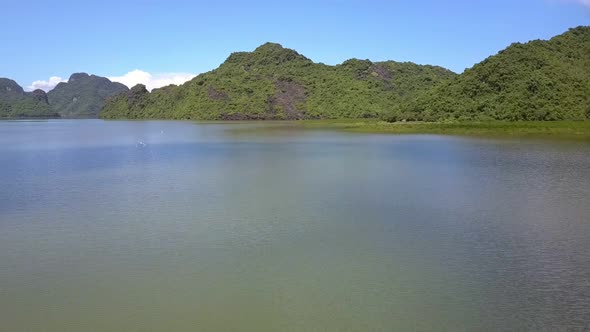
[
  {"xmin": 0, "ymin": 78, "xmax": 59, "ymax": 118},
  {"xmin": 385, "ymin": 26, "xmax": 590, "ymax": 121},
  {"xmin": 100, "ymin": 43, "xmax": 456, "ymax": 120},
  {"xmin": 48, "ymin": 73, "xmax": 129, "ymax": 118},
  {"xmin": 6, "ymin": 26, "xmax": 588, "ymax": 121}
]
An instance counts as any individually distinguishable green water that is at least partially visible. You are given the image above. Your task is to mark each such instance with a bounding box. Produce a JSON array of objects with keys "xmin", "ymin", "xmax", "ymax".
[{"xmin": 1, "ymin": 120, "xmax": 589, "ymax": 331}]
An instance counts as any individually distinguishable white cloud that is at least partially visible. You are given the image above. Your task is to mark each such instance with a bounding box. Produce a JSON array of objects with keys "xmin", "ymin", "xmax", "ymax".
[
  {"xmin": 108, "ymin": 70, "xmax": 196, "ymax": 91},
  {"xmin": 27, "ymin": 76, "xmax": 66, "ymax": 92}
]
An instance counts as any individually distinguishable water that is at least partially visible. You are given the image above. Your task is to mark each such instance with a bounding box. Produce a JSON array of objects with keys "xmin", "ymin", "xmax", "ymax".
[{"xmin": 1, "ymin": 120, "xmax": 589, "ymax": 331}]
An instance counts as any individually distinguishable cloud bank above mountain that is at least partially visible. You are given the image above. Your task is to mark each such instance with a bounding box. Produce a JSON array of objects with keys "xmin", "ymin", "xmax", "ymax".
[
  {"xmin": 28, "ymin": 70, "xmax": 197, "ymax": 92},
  {"xmin": 28, "ymin": 76, "xmax": 66, "ymax": 92},
  {"xmin": 108, "ymin": 70, "xmax": 196, "ymax": 91}
]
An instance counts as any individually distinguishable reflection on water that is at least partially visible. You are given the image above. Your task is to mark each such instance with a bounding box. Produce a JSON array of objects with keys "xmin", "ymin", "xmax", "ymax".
[{"xmin": 0, "ymin": 120, "xmax": 589, "ymax": 331}]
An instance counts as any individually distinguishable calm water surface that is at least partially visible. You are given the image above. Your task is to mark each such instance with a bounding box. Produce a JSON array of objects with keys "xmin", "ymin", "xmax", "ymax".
[{"xmin": 1, "ymin": 120, "xmax": 589, "ymax": 331}]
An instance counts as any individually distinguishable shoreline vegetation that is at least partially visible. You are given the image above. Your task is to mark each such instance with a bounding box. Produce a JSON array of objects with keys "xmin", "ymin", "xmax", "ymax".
[
  {"xmin": 227, "ymin": 119, "xmax": 590, "ymax": 140},
  {"xmin": 305, "ymin": 120, "xmax": 590, "ymax": 139}
]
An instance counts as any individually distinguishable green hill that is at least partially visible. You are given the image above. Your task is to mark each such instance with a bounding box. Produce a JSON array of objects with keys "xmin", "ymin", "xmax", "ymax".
[
  {"xmin": 100, "ymin": 43, "xmax": 456, "ymax": 120},
  {"xmin": 48, "ymin": 73, "xmax": 129, "ymax": 118},
  {"xmin": 0, "ymin": 78, "xmax": 59, "ymax": 118},
  {"xmin": 386, "ymin": 26, "xmax": 590, "ymax": 121}
]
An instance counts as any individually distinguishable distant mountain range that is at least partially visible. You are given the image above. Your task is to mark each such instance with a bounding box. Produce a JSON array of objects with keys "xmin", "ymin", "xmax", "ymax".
[
  {"xmin": 2, "ymin": 26, "xmax": 589, "ymax": 121},
  {"xmin": 0, "ymin": 74, "xmax": 128, "ymax": 119},
  {"xmin": 48, "ymin": 73, "xmax": 129, "ymax": 118},
  {"xmin": 0, "ymin": 78, "xmax": 58, "ymax": 118}
]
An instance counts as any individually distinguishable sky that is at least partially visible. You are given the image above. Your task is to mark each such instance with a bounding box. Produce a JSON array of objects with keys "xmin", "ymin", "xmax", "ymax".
[{"xmin": 1, "ymin": 0, "xmax": 588, "ymax": 91}]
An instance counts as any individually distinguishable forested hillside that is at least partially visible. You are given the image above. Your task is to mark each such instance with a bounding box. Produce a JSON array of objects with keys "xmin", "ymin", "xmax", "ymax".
[
  {"xmin": 385, "ymin": 26, "xmax": 590, "ymax": 121},
  {"xmin": 100, "ymin": 43, "xmax": 456, "ymax": 120}
]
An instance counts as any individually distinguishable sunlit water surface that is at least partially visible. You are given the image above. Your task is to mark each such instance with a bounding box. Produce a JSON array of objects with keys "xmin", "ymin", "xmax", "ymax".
[{"xmin": 1, "ymin": 120, "xmax": 589, "ymax": 331}]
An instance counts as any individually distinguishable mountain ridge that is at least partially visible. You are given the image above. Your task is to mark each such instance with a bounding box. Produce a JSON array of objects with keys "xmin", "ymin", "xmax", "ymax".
[
  {"xmin": 3, "ymin": 26, "xmax": 588, "ymax": 121},
  {"xmin": 101, "ymin": 26, "xmax": 590, "ymax": 121},
  {"xmin": 100, "ymin": 43, "xmax": 456, "ymax": 120}
]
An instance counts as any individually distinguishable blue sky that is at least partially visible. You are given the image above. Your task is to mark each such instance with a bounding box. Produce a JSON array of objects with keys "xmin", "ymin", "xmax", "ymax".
[{"xmin": 1, "ymin": 0, "xmax": 588, "ymax": 91}]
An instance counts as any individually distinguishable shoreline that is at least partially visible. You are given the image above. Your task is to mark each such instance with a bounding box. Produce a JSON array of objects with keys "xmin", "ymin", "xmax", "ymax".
[
  {"xmin": 3, "ymin": 117, "xmax": 590, "ymax": 140},
  {"xmin": 296, "ymin": 119, "xmax": 590, "ymax": 140}
]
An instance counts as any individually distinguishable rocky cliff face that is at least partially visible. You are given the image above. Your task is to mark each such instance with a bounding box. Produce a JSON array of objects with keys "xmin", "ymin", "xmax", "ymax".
[
  {"xmin": 31, "ymin": 89, "xmax": 49, "ymax": 103},
  {"xmin": 47, "ymin": 73, "xmax": 129, "ymax": 118}
]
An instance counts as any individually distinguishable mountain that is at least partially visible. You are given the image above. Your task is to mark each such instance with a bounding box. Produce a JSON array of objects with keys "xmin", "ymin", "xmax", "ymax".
[
  {"xmin": 0, "ymin": 78, "xmax": 59, "ymax": 118},
  {"xmin": 48, "ymin": 73, "xmax": 129, "ymax": 118},
  {"xmin": 100, "ymin": 43, "xmax": 456, "ymax": 120},
  {"xmin": 386, "ymin": 26, "xmax": 590, "ymax": 121}
]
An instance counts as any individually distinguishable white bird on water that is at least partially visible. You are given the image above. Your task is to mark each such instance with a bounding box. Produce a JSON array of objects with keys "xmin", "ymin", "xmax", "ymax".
[{"xmin": 136, "ymin": 140, "xmax": 146, "ymax": 147}]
